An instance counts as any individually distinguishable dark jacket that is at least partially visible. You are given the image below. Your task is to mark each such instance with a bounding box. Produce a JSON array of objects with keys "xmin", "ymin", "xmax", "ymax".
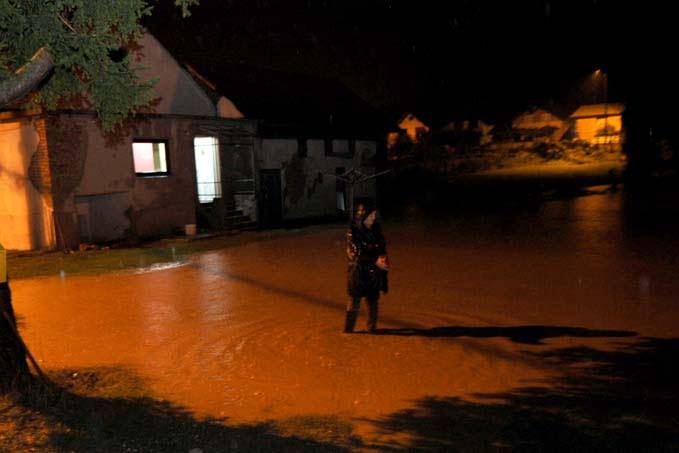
[{"xmin": 346, "ymin": 222, "xmax": 388, "ymax": 298}]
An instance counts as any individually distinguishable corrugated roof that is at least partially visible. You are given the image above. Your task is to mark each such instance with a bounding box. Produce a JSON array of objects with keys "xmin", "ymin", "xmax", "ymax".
[{"xmin": 571, "ymin": 103, "xmax": 625, "ymax": 118}]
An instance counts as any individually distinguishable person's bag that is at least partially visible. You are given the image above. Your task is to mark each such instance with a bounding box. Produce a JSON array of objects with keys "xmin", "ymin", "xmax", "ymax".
[
  {"xmin": 376, "ymin": 257, "xmax": 389, "ymax": 294},
  {"xmin": 376, "ymin": 255, "xmax": 390, "ymax": 271}
]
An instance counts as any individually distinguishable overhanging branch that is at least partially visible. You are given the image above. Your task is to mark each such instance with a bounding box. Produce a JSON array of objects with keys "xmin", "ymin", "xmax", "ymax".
[{"xmin": 0, "ymin": 47, "xmax": 55, "ymax": 109}]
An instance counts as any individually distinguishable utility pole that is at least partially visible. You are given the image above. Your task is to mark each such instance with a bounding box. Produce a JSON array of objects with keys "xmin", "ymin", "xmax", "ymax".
[{"xmin": 603, "ymin": 70, "xmax": 609, "ymax": 149}]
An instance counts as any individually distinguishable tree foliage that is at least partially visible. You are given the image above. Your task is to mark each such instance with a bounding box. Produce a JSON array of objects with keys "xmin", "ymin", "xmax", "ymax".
[{"xmin": 0, "ymin": 0, "xmax": 198, "ymax": 130}]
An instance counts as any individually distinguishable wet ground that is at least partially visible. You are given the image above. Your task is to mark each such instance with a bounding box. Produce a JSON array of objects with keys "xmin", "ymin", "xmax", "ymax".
[{"xmin": 11, "ymin": 185, "xmax": 679, "ymax": 450}]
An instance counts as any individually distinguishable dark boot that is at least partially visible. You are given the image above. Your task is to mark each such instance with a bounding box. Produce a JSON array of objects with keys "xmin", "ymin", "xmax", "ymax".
[
  {"xmin": 367, "ymin": 298, "xmax": 379, "ymax": 333},
  {"xmin": 343, "ymin": 310, "xmax": 358, "ymax": 333}
]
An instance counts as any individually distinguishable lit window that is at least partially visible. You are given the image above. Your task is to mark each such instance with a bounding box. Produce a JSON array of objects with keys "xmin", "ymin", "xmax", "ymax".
[
  {"xmin": 132, "ymin": 140, "xmax": 169, "ymax": 176},
  {"xmin": 194, "ymin": 136, "xmax": 222, "ymax": 203}
]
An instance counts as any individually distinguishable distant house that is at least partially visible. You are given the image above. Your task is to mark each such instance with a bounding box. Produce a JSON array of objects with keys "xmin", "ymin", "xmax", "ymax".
[
  {"xmin": 0, "ymin": 32, "xmax": 257, "ymax": 251},
  {"xmin": 387, "ymin": 113, "xmax": 430, "ymax": 148},
  {"xmin": 570, "ymin": 103, "xmax": 625, "ymax": 145},
  {"xmin": 440, "ymin": 119, "xmax": 494, "ymax": 146},
  {"xmin": 511, "ymin": 108, "xmax": 567, "ymax": 142},
  {"xmin": 188, "ymin": 64, "xmax": 383, "ymax": 226}
]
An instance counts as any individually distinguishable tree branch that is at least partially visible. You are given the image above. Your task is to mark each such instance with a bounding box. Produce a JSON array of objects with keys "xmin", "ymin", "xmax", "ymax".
[
  {"xmin": 57, "ymin": 12, "xmax": 77, "ymax": 33},
  {"xmin": 0, "ymin": 47, "xmax": 55, "ymax": 109}
]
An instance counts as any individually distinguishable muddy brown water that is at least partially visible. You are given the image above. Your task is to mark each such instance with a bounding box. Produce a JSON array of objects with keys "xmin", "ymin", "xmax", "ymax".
[{"xmin": 12, "ymin": 186, "xmax": 679, "ymax": 446}]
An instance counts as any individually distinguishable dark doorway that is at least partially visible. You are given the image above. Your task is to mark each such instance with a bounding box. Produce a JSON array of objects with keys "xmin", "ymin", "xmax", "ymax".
[{"xmin": 259, "ymin": 169, "xmax": 283, "ymax": 227}]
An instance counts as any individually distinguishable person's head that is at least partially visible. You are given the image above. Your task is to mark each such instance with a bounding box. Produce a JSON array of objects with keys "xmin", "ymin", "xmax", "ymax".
[
  {"xmin": 354, "ymin": 203, "xmax": 367, "ymax": 224},
  {"xmin": 354, "ymin": 207, "xmax": 379, "ymax": 230},
  {"xmin": 352, "ymin": 198, "xmax": 376, "ymax": 227},
  {"xmin": 363, "ymin": 210, "xmax": 378, "ymax": 229}
]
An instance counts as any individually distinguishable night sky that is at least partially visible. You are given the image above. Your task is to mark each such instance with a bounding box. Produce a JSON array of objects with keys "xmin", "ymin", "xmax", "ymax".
[{"xmin": 145, "ymin": 0, "xmax": 676, "ymax": 123}]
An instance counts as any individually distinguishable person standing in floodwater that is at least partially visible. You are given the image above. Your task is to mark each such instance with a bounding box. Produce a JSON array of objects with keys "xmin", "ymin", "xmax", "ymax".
[{"xmin": 343, "ymin": 202, "xmax": 389, "ymax": 333}]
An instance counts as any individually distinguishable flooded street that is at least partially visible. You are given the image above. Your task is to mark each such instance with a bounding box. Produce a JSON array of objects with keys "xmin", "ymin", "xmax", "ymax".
[{"xmin": 11, "ymin": 186, "xmax": 679, "ymax": 449}]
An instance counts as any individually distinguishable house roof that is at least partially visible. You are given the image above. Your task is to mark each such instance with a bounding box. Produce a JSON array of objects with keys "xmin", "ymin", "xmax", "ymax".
[
  {"xmin": 397, "ymin": 113, "xmax": 429, "ymax": 128},
  {"xmin": 513, "ymin": 107, "xmax": 564, "ymax": 122},
  {"xmin": 389, "ymin": 110, "xmax": 494, "ymax": 131},
  {"xmin": 570, "ymin": 103, "xmax": 625, "ymax": 118},
  {"xmin": 182, "ymin": 62, "xmax": 385, "ymax": 139}
]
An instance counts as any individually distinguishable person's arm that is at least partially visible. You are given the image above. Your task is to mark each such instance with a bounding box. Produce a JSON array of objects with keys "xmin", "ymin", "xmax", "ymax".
[
  {"xmin": 346, "ymin": 229, "xmax": 358, "ymax": 262},
  {"xmin": 373, "ymin": 224, "xmax": 390, "ymax": 271},
  {"xmin": 374, "ymin": 225, "xmax": 387, "ymax": 256}
]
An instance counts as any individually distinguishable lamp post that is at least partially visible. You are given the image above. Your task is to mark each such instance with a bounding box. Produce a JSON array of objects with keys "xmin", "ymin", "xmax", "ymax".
[
  {"xmin": 603, "ymin": 70, "xmax": 609, "ymax": 147},
  {"xmin": 594, "ymin": 68, "xmax": 610, "ymax": 148}
]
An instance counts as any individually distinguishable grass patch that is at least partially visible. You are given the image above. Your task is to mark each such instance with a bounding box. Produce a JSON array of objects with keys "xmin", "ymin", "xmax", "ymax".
[{"xmin": 7, "ymin": 225, "xmax": 344, "ymax": 281}]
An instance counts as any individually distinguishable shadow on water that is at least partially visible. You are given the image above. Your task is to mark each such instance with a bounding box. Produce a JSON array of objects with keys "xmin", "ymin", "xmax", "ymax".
[
  {"xmin": 371, "ymin": 325, "xmax": 636, "ymax": 345},
  {"xmin": 4, "ymin": 367, "xmax": 358, "ymax": 452},
  {"xmin": 365, "ymin": 337, "xmax": 679, "ymax": 452}
]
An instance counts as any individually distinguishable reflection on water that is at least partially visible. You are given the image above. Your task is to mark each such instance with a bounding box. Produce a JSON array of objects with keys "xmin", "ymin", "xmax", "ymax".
[
  {"xmin": 385, "ymin": 183, "xmax": 679, "ymax": 336},
  {"xmin": 541, "ymin": 187, "xmax": 624, "ymax": 256},
  {"xmin": 131, "ymin": 261, "xmax": 189, "ymax": 275},
  {"xmin": 397, "ymin": 184, "xmax": 679, "ymax": 263}
]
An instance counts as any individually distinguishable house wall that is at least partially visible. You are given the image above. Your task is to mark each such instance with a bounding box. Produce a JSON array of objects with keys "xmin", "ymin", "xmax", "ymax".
[
  {"xmin": 137, "ymin": 33, "xmax": 216, "ymax": 117},
  {"xmin": 0, "ymin": 120, "xmax": 56, "ymax": 251},
  {"xmin": 574, "ymin": 115, "xmax": 623, "ymax": 144},
  {"xmin": 255, "ymin": 138, "xmax": 377, "ymax": 220},
  {"xmin": 43, "ymin": 113, "xmax": 199, "ymax": 246}
]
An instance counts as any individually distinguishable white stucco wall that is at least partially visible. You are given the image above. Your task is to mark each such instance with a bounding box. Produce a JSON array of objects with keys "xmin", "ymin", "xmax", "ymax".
[
  {"xmin": 136, "ymin": 33, "xmax": 216, "ymax": 117},
  {"xmin": 73, "ymin": 116, "xmax": 133, "ymax": 196},
  {"xmin": 0, "ymin": 121, "xmax": 55, "ymax": 251},
  {"xmin": 256, "ymin": 138, "xmax": 377, "ymax": 220}
]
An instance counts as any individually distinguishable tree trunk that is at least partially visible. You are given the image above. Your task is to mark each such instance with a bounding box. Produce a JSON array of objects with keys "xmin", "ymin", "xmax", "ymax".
[
  {"xmin": 0, "ymin": 281, "xmax": 30, "ymax": 392},
  {"xmin": 0, "ymin": 47, "xmax": 54, "ymax": 109}
]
